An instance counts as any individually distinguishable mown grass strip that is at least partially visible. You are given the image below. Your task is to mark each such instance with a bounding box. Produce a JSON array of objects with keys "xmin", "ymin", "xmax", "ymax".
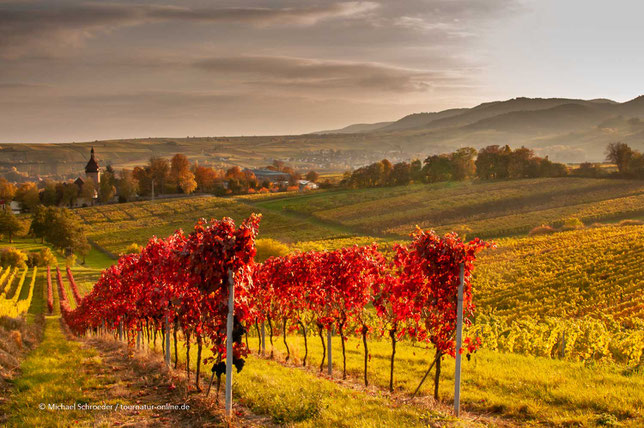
[{"xmin": 3, "ymin": 317, "xmax": 102, "ymax": 427}]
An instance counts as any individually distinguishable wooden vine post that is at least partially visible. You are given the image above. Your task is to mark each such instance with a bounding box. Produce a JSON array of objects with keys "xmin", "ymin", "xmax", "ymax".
[
  {"xmin": 225, "ymin": 269, "xmax": 235, "ymax": 417},
  {"xmin": 165, "ymin": 314, "xmax": 171, "ymax": 366},
  {"xmin": 453, "ymin": 263, "xmax": 464, "ymax": 416},
  {"xmin": 261, "ymin": 322, "xmax": 266, "ymax": 355},
  {"xmin": 327, "ymin": 328, "xmax": 333, "ymax": 375}
]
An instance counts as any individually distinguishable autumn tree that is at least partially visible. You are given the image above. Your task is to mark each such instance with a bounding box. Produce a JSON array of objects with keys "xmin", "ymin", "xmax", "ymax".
[
  {"xmin": 44, "ymin": 207, "xmax": 90, "ymax": 260},
  {"xmin": 0, "ymin": 209, "xmax": 26, "ymax": 242},
  {"xmin": 15, "ymin": 182, "xmax": 40, "ymax": 211},
  {"xmin": 606, "ymin": 142, "xmax": 634, "ymax": 175},
  {"xmin": 476, "ymin": 145, "xmax": 511, "ymax": 179},
  {"xmin": 117, "ymin": 169, "xmax": 139, "ymax": 202},
  {"xmin": 450, "ymin": 147, "xmax": 477, "ymax": 180},
  {"xmin": 29, "ymin": 205, "xmax": 48, "ymax": 243},
  {"xmin": 423, "ymin": 154, "xmax": 452, "ymax": 182},
  {"xmin": 0, "ymin": 177, "xmax": 17, "ymax": 202},
  {"xmin": 305, "ymin": 171, "xmax": 319, "ymax": 182},
  {"xmin": 149, "ymin": 157, "xmax": 170, "ymax": 194},
  {"xmin": 61, "ymin": 182, "xmax": 79, "ymax": 207},
  {"xmin": 390, "ymin": 161, "xmax": 411, "ymax": 185},
  {"xmin": 507, "ymin": 146, "xmax": 538, "ymax": 178},
  {"xmin": 99, "ymin": 178, "xmax": 116, "ymax": 203},
  {"xmin": 169, "ymin": 154, "xmax": 197, "ymax": 193},
  {"xmin": 41, "ymin": 180, "xmax": 58, "ymax": 206},
  {"xmin": 79, "ymin": 180, "xmax": 96, "ymax": 204},
  {"xmin": 194, "ymin": 165, "xmax": 222, "ymax": 192}
]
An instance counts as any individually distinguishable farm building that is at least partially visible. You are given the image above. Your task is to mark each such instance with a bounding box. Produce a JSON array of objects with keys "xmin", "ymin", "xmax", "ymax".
[{"xmin": 246, "ymin": 168, "xmax": 290, "ymax": 183}]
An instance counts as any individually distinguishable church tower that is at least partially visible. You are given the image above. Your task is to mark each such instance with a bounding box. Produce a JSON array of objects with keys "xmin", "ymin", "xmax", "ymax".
[{"xmin": 85, "ymin": 147, "xmax": 100, "ymax": 184}]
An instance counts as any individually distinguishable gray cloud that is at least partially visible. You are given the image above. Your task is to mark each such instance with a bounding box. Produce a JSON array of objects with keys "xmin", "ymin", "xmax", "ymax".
[
  {"xmin": 192, "ymin": 55, "xmax": 473, "ymax": 94},
  {"xmin": 0, "ymin": 0, "xmax": 526, "ymax": 142},
  {"xmin": 147, "ymin": 2, "xmax": 379, "ymax": 25},
  {"xmin": 0, "ymin": 2, "xmax": 379, "ymax": 58}
]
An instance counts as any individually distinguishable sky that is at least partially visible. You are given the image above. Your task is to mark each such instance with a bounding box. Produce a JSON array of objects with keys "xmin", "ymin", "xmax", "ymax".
[{"xmin": 0, "ymin": 0, "xmax": 643, "ymax": 143}]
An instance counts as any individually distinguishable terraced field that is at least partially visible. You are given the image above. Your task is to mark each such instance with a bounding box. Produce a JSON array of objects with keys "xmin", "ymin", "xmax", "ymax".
[
  {"xmin": 76, "ymin": 178, "xmax": 644, "ymax": 256},
  {"xmin": 471, "ymin": 223, "xmax": 644, "ymax": 364},
  {"xmin": 475, "ymin": 224, "xmax": 643, "ymax": 321},
  {"xmin": 76, "ymin": 196, "xmax": 354, "ymax": 255},
  {"xmin": 252, "ymin": 177, "xmax": 644, "ymax": 238}
]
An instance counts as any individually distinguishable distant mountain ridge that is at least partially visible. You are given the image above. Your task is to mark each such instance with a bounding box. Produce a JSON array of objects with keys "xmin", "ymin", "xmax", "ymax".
[
  {"xmin": 315, "ymin": 121, "xmax": 394, "ymax": 134},
  {"xmin": 315, "ymin": 96, "xmax": 644, "ymax": 135},
  {"xmin": 311, "ymin": 96, "xmax": 644, "ymax": 162}
]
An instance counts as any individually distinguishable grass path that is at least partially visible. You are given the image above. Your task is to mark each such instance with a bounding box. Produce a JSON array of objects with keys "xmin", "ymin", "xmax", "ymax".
[
  {"xmin": 2, "ymin": 315, "xmax": 231, "ymax": 427},
  {"xmin": 0, "ymin": 241, "xmax": 228, "ymax": 427},
  {"xmin": 244, "ymin": 196, "xmax": 368, "ymax": 239},
  {"xmin": 141, "ymin": 334, "xmax": 470, "ymax": 427},
  {"xmin": 2, "ymin": 316, "xmax": 103, "ymax": 426}
]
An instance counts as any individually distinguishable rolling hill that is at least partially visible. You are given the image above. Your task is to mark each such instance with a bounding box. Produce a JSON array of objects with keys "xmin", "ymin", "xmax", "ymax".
[{"xmin": 2, "ymin": 96, "xmax": 644, "ymax": 180}]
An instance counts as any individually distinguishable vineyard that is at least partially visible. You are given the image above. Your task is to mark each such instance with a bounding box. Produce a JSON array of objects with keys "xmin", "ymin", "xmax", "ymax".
[
  {"xmin": 252, "ymin": 177, "xmax": 644, "ymax": 238},
  {"xmin": 471, "ymin": 224, "xmax": 644, "ymax": 365},
  {"xmin": 75, "ymin": 178, "xmax": 644, "ymax": 256},
  {"xmin": 0, "ymin": 266, "xmax": 37, "ymax": 318},
  {"xmin": 44, "ymin": 212, "xmax": 641, "ymax": 426},
  {"xmin": 75, "ymin": 196, "xmax": 353, "ymax": 255},
  {"xmin": 2, "ymin": 179, "xmax": 643, "ymax": 427}
]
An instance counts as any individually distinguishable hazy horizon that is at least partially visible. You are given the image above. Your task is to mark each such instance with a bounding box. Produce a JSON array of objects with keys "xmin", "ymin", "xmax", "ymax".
[{"xmin": 1, "ymin": 0, "xmax": 643, "ymax": 144}]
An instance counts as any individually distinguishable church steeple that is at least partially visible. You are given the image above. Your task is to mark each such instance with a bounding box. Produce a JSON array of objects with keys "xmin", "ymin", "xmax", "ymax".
[{"xmin": 85, "ymin": 146, "xmax": 100, "ymax": 183}]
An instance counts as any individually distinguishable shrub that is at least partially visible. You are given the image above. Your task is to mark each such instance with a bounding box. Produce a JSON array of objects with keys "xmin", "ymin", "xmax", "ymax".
[
  {"xmin": 0, "ymin": 248, "xmax": 27, "ymax": 268},
  {"xmin": 255, "ymin": 238, "xmax": 290, "ymax": 263},
  {"xmin": 122, "ymin": 242, "xmax": 143, "ymax": 255},
  {"xmin": 574, "ymin": 162, "xmax": 605, "ymax": 178},
  {"xmin": 26, "ymin": 247, "xmax": 56, "ymax": 267},
  {"xmin": 562, "ymin": 217, "xmax": 584, "ymax": 231},
  {"xmin": 65, "ymin": 254, "xmax": 77, "ymax": 267},
  {"xmin": 529, "ymin": 225, "xmax": 556, "ymax": 236}
]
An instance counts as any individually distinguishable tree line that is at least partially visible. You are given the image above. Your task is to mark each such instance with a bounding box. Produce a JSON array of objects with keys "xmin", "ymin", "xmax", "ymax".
[
  {"xmin": 0, "ymin": 155, "xmax": 322, "ymax": 211},
  {"xmin": 342, "ymin": 142, "xmax": 643, "ymax": 188},
  {"xmin": 342, "ymin": 145, "xmax": 569, "ymax": 188}
]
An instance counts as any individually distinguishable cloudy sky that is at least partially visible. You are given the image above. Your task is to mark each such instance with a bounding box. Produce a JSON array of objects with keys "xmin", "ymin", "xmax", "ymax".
[{"xmin": 1, "ymin": 0, "xmax": 642, "ymax": 143}]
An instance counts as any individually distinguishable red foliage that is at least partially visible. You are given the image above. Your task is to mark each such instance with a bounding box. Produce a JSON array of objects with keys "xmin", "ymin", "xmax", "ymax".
[
  {"xmin": 393, "ymin": 229, "xmax": 493, "ymax": 357},
  {"xmin": 66, "ymin": 266, "xmax": 82, "ymax": 306},
  {"xmin": 56, "ymin": 266, "xmax": 72, "ymax": 320},
  {"xmin": 63, "ymin": 212, "xmax": 491, "ymax": 393}
]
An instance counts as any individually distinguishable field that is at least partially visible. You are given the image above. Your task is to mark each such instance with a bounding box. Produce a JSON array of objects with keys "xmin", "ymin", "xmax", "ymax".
[
  {"xmin": 250, "ymin": 177, "xmax": 644, "ymax": 239},
  {"xmin": 75, "ymin": 177, "xmax": 644, "ymax": 256},
  {"xmin": 2, "ymin": 176, "xmax": 643, "ymax": 427},
  {"xmin": 73, "ymin": 179, "xmax": 644, "ymax": 367},
  {"xmin": 75, "ymin": 196, "xmax": 354, "ymax": 255}
]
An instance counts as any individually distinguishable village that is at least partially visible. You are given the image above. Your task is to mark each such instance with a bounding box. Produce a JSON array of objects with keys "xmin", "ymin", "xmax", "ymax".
[{"xmin": 0, "ymin": 147, "xmax": 321, "ymax": 214}]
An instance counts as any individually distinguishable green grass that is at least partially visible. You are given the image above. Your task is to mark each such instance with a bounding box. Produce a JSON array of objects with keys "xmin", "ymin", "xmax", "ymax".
[
  {"xmin": 75, "ymin": 178, "xmax": 644, "ymax": 257},
  {"xmin": 3, "ymin": 317, "xmax": 102, "ymax": 427},
  {"xmin": 258, "ymin": 331, "xmax": 644, "ymax": 427},
  {"xmin": 251, "ymin": 177, "xmax": 644, "ymax": 239},
  {"xmin": 235, "ymin": 357, "xmax": 451, "ymax": 427},
  {"xmin": 76, "ymin": 196, "xmax": 354, "ymax": 255},
  {"xmin": 142, "ymin": 335, "xmax": 460, "ymax": 427}
]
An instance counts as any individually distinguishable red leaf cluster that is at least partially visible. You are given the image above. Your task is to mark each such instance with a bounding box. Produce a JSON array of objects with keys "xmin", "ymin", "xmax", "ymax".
[{"xmin": 66, "ymin": 266, "xmax": 83, "ymax": 306}]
